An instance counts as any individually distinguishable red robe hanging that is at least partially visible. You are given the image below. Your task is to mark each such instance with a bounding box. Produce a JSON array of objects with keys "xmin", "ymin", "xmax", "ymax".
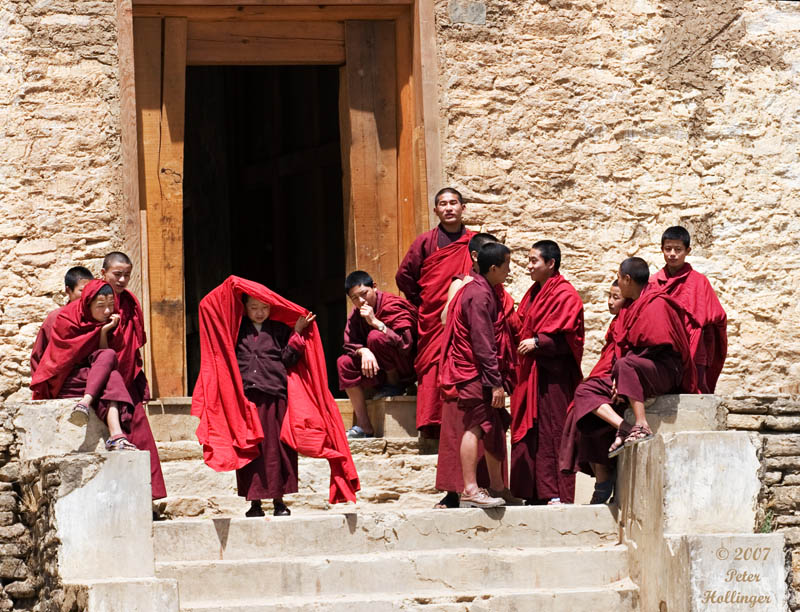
[{"xmin": 191, "ymin": 276, "xmax": 359, "ymax": 504}]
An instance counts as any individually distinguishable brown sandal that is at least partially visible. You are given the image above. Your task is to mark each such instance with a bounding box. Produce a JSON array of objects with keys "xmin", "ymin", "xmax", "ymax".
[
  {"xmin": 608, "ymin": 420, "xmax": 634, "ymax": 458},
  {"xmin": 624, "ymin": 424, "xmax": 654, "ymax": 447}
]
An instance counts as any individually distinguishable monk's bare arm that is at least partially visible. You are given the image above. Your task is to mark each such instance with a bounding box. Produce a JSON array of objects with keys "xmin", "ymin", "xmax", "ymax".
[{"xmin": 440, "ymin": 278, "xmax": 466, "ymax": 325}]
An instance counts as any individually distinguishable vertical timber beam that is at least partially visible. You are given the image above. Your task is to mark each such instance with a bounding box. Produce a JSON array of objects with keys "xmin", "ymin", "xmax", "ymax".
[{"xmin": 395, "ymin": 10, "xmax": 416, "ymax": 259}]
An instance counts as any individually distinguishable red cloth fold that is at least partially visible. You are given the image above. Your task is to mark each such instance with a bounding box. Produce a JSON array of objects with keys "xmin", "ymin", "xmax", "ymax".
[
  {"xmin": 191, "ymin": 276, "xmax": 359, "ymax": 504},
  {"xmin": 111, "ymin": 290, "xmax": 148, "ymax": 400},
  {"xmin": 510, "ymin": 274, "xmax": 584, "ymax": 444},
  {"xmin": 652, "ymin": 264, "xmax": 727, "ymax": 391},
  {"xmin": 31, "ymin": 280, "xmax": 110, "ymax": 400},
  {"xmin": 495, "ymin": 286, "xmax": 520, "ymax": 390}
]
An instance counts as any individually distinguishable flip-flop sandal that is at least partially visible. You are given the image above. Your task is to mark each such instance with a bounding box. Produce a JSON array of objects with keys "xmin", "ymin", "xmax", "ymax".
[
  {"xmin": 105, "ymin": 435, "xmax": 138, "ymax": 451},
  {"xmin": 608, "ymin": 421, "xmax": 634, "ymax": 458},
  {"xmin": 624, "ymin": 425, "xmax": 654, "ymax": 447},
  {"xmin": 68, "ymin": 403, "xmax": 90, "ymax": 426},
  {"xmin": 590, "ymin": 480, "xmax": 615, "ymax": 504}
]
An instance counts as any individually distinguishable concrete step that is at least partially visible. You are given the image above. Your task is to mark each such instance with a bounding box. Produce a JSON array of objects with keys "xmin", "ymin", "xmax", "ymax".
[
  {"xmin": 156, "ymin": 545, "xmax": 629, "ymax": 603},
  {"xmin": 154, "ymin": 506, "xmax": 619, "ymax": 562},
  {"xmin": 181, "ymin": 582, "xmax": 639, "ymax": 612}
]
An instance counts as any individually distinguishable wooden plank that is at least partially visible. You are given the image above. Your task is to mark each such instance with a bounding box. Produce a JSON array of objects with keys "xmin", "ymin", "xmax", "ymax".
[
  {"xmin": 395, "ymin": 10, "xmax": 416, "ymax": 261},
  {"xmin": 416, "ymin": 0, "xmax": 442, "ymax": 225},
  {"xmin": 139, "ymin": 209, "xmax": 154, "ymax": 385},
  {"xmin": 344, "ymin": 21, "xmax": 398, "ymax": 293},
  {"xmin": 338, "ymin": 65, "xmax": 356, "ymax": 276},
  {"xmin": 148, "ymin": 17, "xmax": 188, "ymax": 397},
  {"xmin": 134, "ymin": 5, "xmax": 405, "ymax": 19},
  {"xmin": 187, "ymin": 20, "xmax": 345, "ymax": 65},
  {"xmin": 134, "ymin": 0, "xmax": 411, "ymax": 6},
  {"xmin": 412, "ymin": 0, "xmax": 429, "ymax": 235}
]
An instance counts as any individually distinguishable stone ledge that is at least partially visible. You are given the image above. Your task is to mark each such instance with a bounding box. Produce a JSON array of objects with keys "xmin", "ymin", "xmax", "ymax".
[{"xmin": 625, "ymin": 394, "xmax": 725, "ymax": 433}]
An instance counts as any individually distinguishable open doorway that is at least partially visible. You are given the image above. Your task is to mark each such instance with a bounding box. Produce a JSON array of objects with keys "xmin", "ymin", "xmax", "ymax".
[{"xmin": 183, "ymin": 65, "xmax": 346, "ymax": 395}]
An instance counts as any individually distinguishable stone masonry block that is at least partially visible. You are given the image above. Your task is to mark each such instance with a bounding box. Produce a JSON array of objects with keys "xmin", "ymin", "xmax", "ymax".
[{"xmin": 448, "ymin": 0, "xmax": 486, "ymax": 25}]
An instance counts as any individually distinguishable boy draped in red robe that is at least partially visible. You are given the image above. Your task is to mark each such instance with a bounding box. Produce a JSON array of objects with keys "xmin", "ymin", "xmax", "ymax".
[
  {"xmin": 235, "ymin": 294, "xmax": 315, "ymax": 517},
  {"xmin": 573, "ymin": 257, "xmax": 698, "ymax": 460},
  {"xmin": 396, "ymin": 187, "xmax": 474, "ymax": 437},
  {"xmin": 439, "ymin": 242, "xmax": 512, "ymax": 508},
  {"xmin": 337, "ymin": 271, "xmax": 418, "ymax": 439},
  {"xmin": 100, "ymin": 251, "xmax": 166, "ymax": 500},
  {"xmin": 510, "ymin": 240, "xmax": 584, "ymax": 505},
  {"xmin": 31, "ymin": 266, "xmax": 94, "ymax": 377},
  {"xmin": 652, "ymin": 226, "xmax": 727, "ymax": 393},
  {"xmin": 435, "ymin": 233, "xmax": 520, "ymax": 509},
  {"xmin": 31, "ymin": 280, "xmax": 138, "ymax": 450}
]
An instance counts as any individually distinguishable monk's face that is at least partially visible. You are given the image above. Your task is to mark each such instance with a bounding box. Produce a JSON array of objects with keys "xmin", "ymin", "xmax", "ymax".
[
  {"xmin": 65, "ymin": 278, "xmax": 91, "ymax": 303},
  {"xmin": 101, "ymin": 262, "xmax": 133, "ymax": 295},
  {"xmin": 245, "ymin": 297, "xmax": 271, "ymax": 324},
  {"xmin": 486, "ymin": 253, "xmax": 511, "ymax": 286},
  {"xmin": 527, "ymin": 248, "xmax": 554, "ymax": 285},
  {"xmin": 661, "ymin": 239, "xmax": 690, "ymax": 274},
  {"xmin": 433, "ymin": 192, "xmax": 465, "ymax": 227},
  {"xmin": 607, "ymin": 285, "xmax": 625, "ymax": 315},
  {"xmin": 89, "ymin": 294, "xmax": 115, "ymax": 323},
  {"xmin": 347, "ymin": 284, "xmax": 378, "ymax": 309}
]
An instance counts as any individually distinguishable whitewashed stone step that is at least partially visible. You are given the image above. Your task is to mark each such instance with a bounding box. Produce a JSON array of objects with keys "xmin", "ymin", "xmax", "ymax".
[
  {"xmin": 181, "ymin": 581, "xmax": 639, "ymax": 612},
  {"xmin": 154, "ymin": 506, "xmax": 619, "ymax": 562},
  {"xmin": 155, "ymin": 546, "xmax": 629, "ymax": 602}
]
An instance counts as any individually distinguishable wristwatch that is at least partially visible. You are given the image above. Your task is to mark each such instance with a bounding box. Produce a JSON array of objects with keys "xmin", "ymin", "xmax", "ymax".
[{"xmin": 377, "ymin": 322, "xmax": 387, "ymax": 333}]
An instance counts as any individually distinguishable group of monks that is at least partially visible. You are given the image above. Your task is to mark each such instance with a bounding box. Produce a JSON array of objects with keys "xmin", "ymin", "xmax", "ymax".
[{"xmin": 28, "ymin": 186, "xmax": 727, "ymax": 516}]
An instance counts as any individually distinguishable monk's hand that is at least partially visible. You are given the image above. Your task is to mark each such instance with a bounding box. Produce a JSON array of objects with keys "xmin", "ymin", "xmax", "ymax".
[
  {"xmin": 518, "ymin": 338, "xmax": 537, "ymax": 355},
  {"xmin": 358, "ymin": 348, "xmax": 380, "ymax": 378},
  {"xmin": 359, "ymin": 304, "xmax": 377, "ymax": 326},
  {"xmin": 102, "ymin": 313, "xmax": 121, "ymax": 333},
  {"xmin": 491, "ymin": 386, "xmax": 505, "ymax": 409},
  {"xmin": 295, "ymin": 313, "xmax": 316, "ymax": 333}
]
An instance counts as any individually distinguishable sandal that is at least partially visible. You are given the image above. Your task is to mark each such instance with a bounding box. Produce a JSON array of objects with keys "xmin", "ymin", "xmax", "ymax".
[
  {"xmin": 105, "ymin": 435, "xmax": 137, "ymax": 451},
  {"xmin": 590, "ymin": 479, "xmax": 615, "ymax": 504},
  {"xmin": 68, "ymin": 403, "xmax": 90, "ymax": 426},
  {"xmin": 624, "ymin": 424, "xmax": 654, "ymax": 447},
  {"xmin": 434, "ymin": 492, "xmax": 459, "ymax": 509},
  {"xmin": 608, "ymin": 420, "xmax": 634, "ymax": 458}
]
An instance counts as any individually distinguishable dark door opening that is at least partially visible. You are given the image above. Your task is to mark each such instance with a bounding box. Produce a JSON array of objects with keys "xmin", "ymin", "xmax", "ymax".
[{"xmin": 183, "ymin": 65, "xmax": 346, "ymax": 396}]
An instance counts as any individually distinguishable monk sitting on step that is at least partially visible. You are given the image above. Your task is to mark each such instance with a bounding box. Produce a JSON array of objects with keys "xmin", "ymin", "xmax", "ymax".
[
  {"xmin": 337, "ymin": 271, "xmax": 417, "ymax": 439},
  {"xmin": 573, "ymin": 257, "xmax": 698, "ymax": 461},
  {"xmin": 31, "ymin": 266, "xmax": 94, "ymax": 377},
  {"xmin": 31, "ymin": 280, "xmax": 138, "ymax": 450},
  {"xmin": 439, "ymin": 242, "xmax": 513, "ymax": 508}
]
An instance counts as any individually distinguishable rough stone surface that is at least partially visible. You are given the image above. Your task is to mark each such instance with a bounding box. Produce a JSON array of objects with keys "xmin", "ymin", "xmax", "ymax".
[{"xmin": 434, "ymin": 0, "xmax": 800, "ymax": 396}]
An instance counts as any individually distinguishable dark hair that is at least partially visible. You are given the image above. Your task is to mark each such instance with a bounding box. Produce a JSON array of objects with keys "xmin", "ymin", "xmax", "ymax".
[
  {"xmin": 95, "ymin": 284, "xmax": 114, "ymax": 297},
  {"xmin": 619, "ymin": 257, "xmax": 650, "ymax": 286},
  {"xmin": 434, "ymin": 187, "xmax": 463, "ymax": 206},
  {"xmin": 478, "ymin": 242, "xmax": 510, "ymax": 274},
  {"xmin": 611, "ymin": 279, "xmax": 619, "ymax": 287},
  {"xmin": 102, "ymin": 251, "xmax": 132, "ymax": 269},
  {"xmin": 660, "ymin": 226, "xmax": 691, "ymax": 248},
  {"xmin": 344, "ymin": 270, "xmax": 375, "ymax": 293},
  {"xmin": 468, "ymin": 232, "xmax": 497, "ymax": 253},
  {"xmin": 65, "ymin": 266, "xmax": 93, "ymax": 290},
  {"xmin": 532, "ymin": 240, "xmax": 561, "ymax": 272}
]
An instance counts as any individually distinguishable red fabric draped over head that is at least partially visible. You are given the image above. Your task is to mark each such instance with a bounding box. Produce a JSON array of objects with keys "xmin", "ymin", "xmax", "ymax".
[
  {"xmin": 191, "ymin": 276, "xmax": 359, "ymax": 504},
  {"xmin": 510, "ymin": 274, "xmax": 585, "ymax": 444},
  {"xmin": 652, "ymin": 264, "xmax": 727, "ymax": 391},
  {"xmin": 31, "ymin": 280, "xmax": 111, "ymax": 400},
  {"xmin": 111, "ymin": 290, "xmax": 147, "ymax": 393}
]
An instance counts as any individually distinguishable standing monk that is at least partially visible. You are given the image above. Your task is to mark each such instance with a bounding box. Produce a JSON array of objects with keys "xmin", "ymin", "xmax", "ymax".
[
  {"xmin": 435, "ymin": 233, "xmax": 520, "ymax": 508},
  {"xmin": 510, "ymin": 241, "xmax": 584, "ymax": 505},
  {"xmin": 100, "ymin": 252, "xmax": 167, "ymax": 500},
  {"xmin": 31, "ymin": 266, "xmax": 94, "ymax": 377},
  {"xmin": 652, "ymin": 226, "xmax": 727, "ymax": 393},
  {"xmin": 338, "ymin": 271, "xmax": 417, "ymax": 439},
  {"xmin": 396, "ymin": 188, "xmax": 474, "ymax": 437}
]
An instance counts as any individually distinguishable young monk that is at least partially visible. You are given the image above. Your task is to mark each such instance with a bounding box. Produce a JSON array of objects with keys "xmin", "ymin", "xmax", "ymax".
[
  {"xmin": 31, "ymin": 280, "xmax": 138, "ymax": 449},
  {"xmin": 435, "ymin": 233, "xmax": 520, "ymax": 508},
  {"xmin": 100, "ymin": 251, "xmax": 166, "ymax": 500},
  {"xmin": 31, "ymin": 266, "xmax": 94, "ymax": 376},
  {"xmin": 560, "ymin": 280, "xmax": 626, "ymax": 504},
  {"xmin": 439, "ymin": 242, "xmax": 512, "ymax": 508},
  {"xmin": 337, "ymin": 271, "xmax": 418, "ymax": 439},
  {"xmin": 234, "ymin": 294, "xmax": 315, "ymax": 517},
  {"xmin": 396, "ymin": 187, "xmax": 474, "ymax": 437},
  {"xmin": 510, "ymin": 240, "xmax": 584, "ymax": 505},
  {"xmin": 573, "ymin": 257, "xmax": 697, "ymax": 459},
  {"xmin": 652, "ymin": 226, "xmax": 727, "ymax": 393}
]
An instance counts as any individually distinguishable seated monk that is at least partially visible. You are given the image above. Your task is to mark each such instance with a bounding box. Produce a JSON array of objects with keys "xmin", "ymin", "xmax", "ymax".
[
  {"xmin": 31, "ymin": 266, "xmax": 94, "ymax": 377},
  {"xmin": 337, "ymin": 271, "xmax": 417, "ymax": 439},
  {"xmin": 652, "ymin": 225, "xmax": 727, "ymax": 393},
  {"xmin": 101, "ymin": 251, "xmax": 166, "ymax": 501},
  {"xmin": 572, "ymin": 257, "xmax": 697, "ymax": 462},
  {"xmin": 435, "ymin": 233, "xmax": 520, "ymax": 509},
  {"xmin": 31, "ymin": 280, "xmax": 138, "ymax": 450},
  {"xmin": 439, "ymin": 242, "xmax": 513, "ymax": 508}
]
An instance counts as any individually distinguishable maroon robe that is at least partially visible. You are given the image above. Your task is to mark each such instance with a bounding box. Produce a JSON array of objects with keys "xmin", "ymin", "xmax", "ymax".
[
  {"xmin": 337, "ymin": 290, "xmax": 417, "ymax": 389},
  {"xmin": 235, "ymin": 318, "xmax": 305, "ymax": 500},
  {"xmin": 30, "ymin": 308, "xmax": 61, "ymax": 377},
  {"xmin": 58, "ymin": 349, "xmax": 134, "ymax": 423}
]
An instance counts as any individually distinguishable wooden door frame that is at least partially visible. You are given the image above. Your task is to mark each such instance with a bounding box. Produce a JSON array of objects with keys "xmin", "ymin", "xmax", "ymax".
[{"xmin": 124, "ymin": 1, "xmax": 442, "ymax": 398}]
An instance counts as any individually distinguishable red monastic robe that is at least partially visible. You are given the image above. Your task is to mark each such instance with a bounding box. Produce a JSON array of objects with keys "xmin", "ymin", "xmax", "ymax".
[{"xmin": 30, "ymin": 308, "xmax": 61, "ymax": 377}]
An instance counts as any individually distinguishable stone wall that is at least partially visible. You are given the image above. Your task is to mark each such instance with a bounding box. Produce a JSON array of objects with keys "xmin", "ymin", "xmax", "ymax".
[
  {"xmin": 725, "ymin": 395, "xmax": 800, "ymax": 610},
  {"xmin": 435, "ymin": 0, "xmax": 800, "ymax": 395},
  {"xmin": 0, "ymin": 0, "xmax": 127, "ymax": 406}
]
